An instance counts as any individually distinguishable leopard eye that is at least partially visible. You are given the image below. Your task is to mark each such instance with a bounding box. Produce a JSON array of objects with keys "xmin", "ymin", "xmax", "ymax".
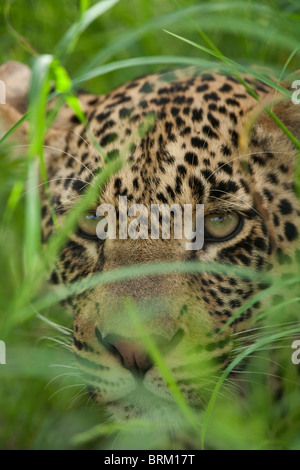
[
  {"xmin": 204, "ymin": 212, "xmax": 241, "ymax": 241},
  {"xmin": 78, "ymin": 213, "xmax": 103, "ymax": 239}
]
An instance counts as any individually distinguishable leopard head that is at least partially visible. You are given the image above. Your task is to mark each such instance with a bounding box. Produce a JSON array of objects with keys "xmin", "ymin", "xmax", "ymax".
[{"xmin": 1, "ymin": 62, "xmax": 299, "ymax": 426}]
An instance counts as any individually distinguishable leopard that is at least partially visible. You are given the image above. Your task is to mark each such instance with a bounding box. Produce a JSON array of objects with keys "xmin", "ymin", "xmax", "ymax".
[{"xmin": 1, "ymin": 61, "xmax": 299, "ymax": 432}]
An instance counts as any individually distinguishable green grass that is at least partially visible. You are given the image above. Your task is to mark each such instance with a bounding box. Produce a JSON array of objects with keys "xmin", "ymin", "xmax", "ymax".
[{"xmin": 0, "ymin": 0, "xmax": 300, "ymax": 450}]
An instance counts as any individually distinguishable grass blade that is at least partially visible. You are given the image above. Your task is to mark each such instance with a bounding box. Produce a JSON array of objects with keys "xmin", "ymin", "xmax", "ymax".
[
  {"xmin": 25, "ymin": 54, "xmax": 53, "ymax": 270},
  {"xmin": 201, "ymin": 327, "xmax": 300, "ymax": 449},
  {"xmin": 73, "ymin": 55, "xmax": 217, "ymax": 85},
  {"xmin": 55, "ymin": 0, "xmax": 120, "ymax": 60},
  {"xmin": 77, "ymin": 2, "xmax": 274, "ymax": 76}
]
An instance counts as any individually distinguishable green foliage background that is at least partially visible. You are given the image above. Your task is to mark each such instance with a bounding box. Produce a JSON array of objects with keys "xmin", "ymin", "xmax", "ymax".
[{"xmin": 0, "ymin": 0, "xmax": 299, "ymax": 450}]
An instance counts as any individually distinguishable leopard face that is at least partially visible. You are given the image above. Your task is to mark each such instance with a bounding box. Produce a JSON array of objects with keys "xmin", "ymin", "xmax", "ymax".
[{"xmin": 2, "ymin": 62, "xmax": 299, "ymax": 426}]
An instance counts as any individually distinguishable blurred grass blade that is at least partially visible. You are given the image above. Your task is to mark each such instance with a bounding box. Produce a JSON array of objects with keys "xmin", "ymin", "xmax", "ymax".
[
  {"xmin": 51, "ymin": 59, "xmax": 87, "ymax": 123},
  {"xmin": 277, "ymin": 45, "xmax": 300, "ymax": 85},
  {"xmin": 8, "ymin": 103, "xmax": 159, "ymax": 330},
  {"xmin": 28, "ymin": 55, "xmax": 53, "ymax": 156},
  {"xmin": 25, "ymin": 54, "xmax": 53, "ymax": 271},
  {"xmin": 73, "ymin": 55, "xmax": 216, "ymax": 85},
  {"xmin": 77, "ymin": 2, "xmax": 273, "ymax": 76},
  {"xmin": 220, "ymin": 276, "xmax": 300, "ymax": 332},
  {"xmin": 0, "ymin": 113, "xmax": 28, "ymax": 145},
  {"xmin": 80, "ymin": 0, "xmax": 90, "ymax": 15},
  {"xmin": 28, "ymin": 262, "xmax": 270, "ymax": 326},
  {"xmin": 24, "ymin": 160, "xmax": 40, "ymax": 270},
  {"xmin": 163, "ymin": 30, "xmax": 292, "ymax": 98},
  {"xmin": 3, "ymin": 180, "xmax": 24, "ymax": 225},
  {"xmin": 125, "ymin": 298, "xmax": 198, "ymax": 430},
  {"xmin": 72, "ymin": 420, "xmax": 152, "ymax": 446},
  {"xmin": 55, "ymin": 0, "xmax": 120, "ymax": 60},
  {"xmin": 201, "ymin": 327, "xmax": 300, "ymax": 449},
  {"xmin": 254, "ymin": 297, "xmax": 300, "ymax": 322},
  {"xmin": 164, "ymin": 30, "xmax": 300, "ymax": 150},
  {"xmin": 8, "ymin": 156, "xmax": 123, "ymax": 333},
  {"xmin": 4, "ymin": 0, "xmax": 38, "ymax": 56}
]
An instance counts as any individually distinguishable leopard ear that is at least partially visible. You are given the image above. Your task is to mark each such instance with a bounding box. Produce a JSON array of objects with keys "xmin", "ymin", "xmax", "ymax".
[
  {"xmin": 0, "ymin": 60, "xmax": 96, "ymax": 146},
  {"xmin": 255, "ymin": 93, "xmax": 300, "ymax": 139},
  {"xmin": 239, "ymin": 73, "xmax": 300, "ymax": 176},
  {"xmin": 269, "ymin": 69, "xmax": 300, "ymax": 141},
  {"xmin": 0, "ymin": 60, "xmax": 75, "ymax": 142},
  {"xmin": 238, "ymin": 77, "xmax": 300, "ymax": 254},
  {"xmin": 0, "ymin": 61, "xmax": 31, "ymax": 141}
]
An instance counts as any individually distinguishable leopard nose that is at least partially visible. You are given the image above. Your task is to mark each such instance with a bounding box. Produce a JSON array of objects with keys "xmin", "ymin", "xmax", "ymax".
[
  {"xmin": 110, "ymin": 338, "xmax": 153, "ymax": 376},
  {"xmin": 95, "ymin": 329, "xmax": 184, "ymax": 377},
  {"xmin": 99, "ymin": 332, "xmax": 153, "ymax": 376}
]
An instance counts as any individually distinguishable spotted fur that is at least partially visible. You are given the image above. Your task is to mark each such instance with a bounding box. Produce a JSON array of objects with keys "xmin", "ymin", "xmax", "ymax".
[{"xmin": 1, "ymin": 62, "xmax": 299, "ymax": 425}]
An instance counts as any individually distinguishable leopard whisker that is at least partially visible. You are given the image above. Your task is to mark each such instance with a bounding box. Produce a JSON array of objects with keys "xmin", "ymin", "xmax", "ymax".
[
  {"xmin": 44, "ymin": 372, "xmax": 83, "ymax": 390},
  {"xmin": 232, "ymin": 320, "xmax": 300, "ymax": 337},
  {"xmin": 21, "ymin": 177, "xmax": 91, "ymax": 198},
  {"xmin": 222, "ymin": 376, "xmax": 248, "ymax": 393},
  {"xmin": 33, "ymin": 308, "xmax": 72, "ymax": 336},
  {"xmin": 226, "ymin": 376, "xmax": 269, "ymax": 391},
  {"xmin": 42, "ymin": 144, "xmax": 95, "ymax": 177},
  {"xmin": 208, "ymin": 192, "xmax": 263, "ymax": 218},
  {"xmin": 71, "ymin": 129, "xmax": 103, "ymax": 162},
  {"xmin": 232, "ymin": 327, "xmax": 300, "ymax": 344},
  {"xmin": 47, "ymin": 383, "xmax": 87, "ymax": 400},
  {"xmin": 230, "ymin": 369, "xmax": 299, "ymax": 387},
  {"xmin": 203, "ymin": 387, "xmax": 229, "ymax": 399},
  {"xmin": 208, "ymin": 375, "xmax": 244, "ymax": 395},
  {"xmin": 69, "ymin": 388, "xmax": 93, "ymax": 409},
  {"xmin": 39, "ymin": 336, "xmax": 73, "ymax": 351},
  {"xmin": 245, "ymin": 353, "xmax": 288, "ymax": 372},
  {"xmin": 49, "ymin": 363, "xmax": 78, "ymax": 370},
  {"xmin": 190, "ymin": 390, "xmax": 206, "ymax": 408},
  {"xmin": 13, "ymin": 143, "xmax": 95, "ymax": 177},
  {"xmin": 231, "ymin": 336, "xmax": 298, "ymax": 354},
  {"xmin": 230, "ymin": 369, "xmax": 284, "ymax": 380}
]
